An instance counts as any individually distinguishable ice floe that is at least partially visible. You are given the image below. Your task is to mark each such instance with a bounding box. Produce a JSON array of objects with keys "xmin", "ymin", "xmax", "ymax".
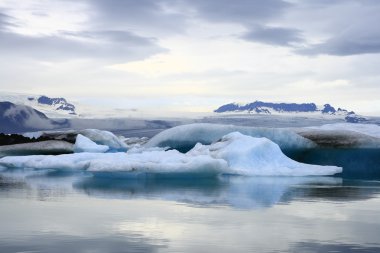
[{"xmin": 0, "ymin": 132, "xmax": 341, "ymax": 176}]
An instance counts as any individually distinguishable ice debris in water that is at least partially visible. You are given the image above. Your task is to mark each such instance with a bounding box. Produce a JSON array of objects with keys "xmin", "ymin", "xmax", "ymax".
[
  {"xmin": 145, "ymin": 123, "xmax": 316, "ymax": 152},
  {"xmin": 0, "ymin": 132, "xmax": 341, "ymax": 176},
  {"xmin": 74, "ymin": 134, "xmax": 109, "ymax": 153}
]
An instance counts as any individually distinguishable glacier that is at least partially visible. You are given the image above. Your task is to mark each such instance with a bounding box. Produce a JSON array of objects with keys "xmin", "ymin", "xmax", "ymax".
[{"xmin": 0, "ymin": 132, "xmax": 341, "ymax": 177}]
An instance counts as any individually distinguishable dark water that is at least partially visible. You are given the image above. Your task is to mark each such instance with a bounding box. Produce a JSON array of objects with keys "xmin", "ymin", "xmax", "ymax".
[{"xmin": 1, "ymin": 172, "xmax": 380, "ymax": 253}]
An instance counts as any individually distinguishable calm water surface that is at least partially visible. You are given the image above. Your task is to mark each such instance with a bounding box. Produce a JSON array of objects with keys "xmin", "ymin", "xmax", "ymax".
[{"xmin": 1, "ymin": 172, "xmax": 380, "ymax": 253}]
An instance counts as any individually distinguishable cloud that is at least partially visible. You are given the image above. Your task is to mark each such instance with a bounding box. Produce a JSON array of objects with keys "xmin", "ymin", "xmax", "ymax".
[
  {"xmin": 299, "ymin": 39, "xmax": 380, "ymax": 56},
  {"xmin": 87, "ymin": 0, "xmax": 187, "ymax": 35},
  {"xmin": 182, "ymin": 0, "xmax": 304, "ymax": 48},
  {"xmin": 297, "ymin": 22, "xmax": 380, "ymax": 56},
  {"xmin": 188, "ymin": 0, "xmax": 291, "ymax": 24},
  {"xmin": 242, "ymin": 26, "xmax": 304, "ymax": 46},
  {"xmin": 0, "ymin": 11, "xmax": 15, "ymax": 30},
  {"xmin": 290, "ymin": 0, "xmax": 380, "ymax": 56},
  {"xmin": 0, "ymin": 29, "xmax": 166, "ymax": 62},
  {"xmin": 0, "ymin": 5, "xmax": 166, "ymax": 63}
]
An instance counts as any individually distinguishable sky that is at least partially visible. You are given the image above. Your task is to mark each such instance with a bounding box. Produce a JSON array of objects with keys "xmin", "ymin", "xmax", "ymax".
[{"xmin": 0, "ymin": 0, "xmax": 379, "ymax": 115}]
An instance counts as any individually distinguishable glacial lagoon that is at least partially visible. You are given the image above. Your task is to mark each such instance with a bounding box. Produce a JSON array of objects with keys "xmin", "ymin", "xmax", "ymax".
[
  {"xmin": 1, "ymin": 123, "xmax": 380, "ymax": 252},
  {"xmin": 1, "ymin": 172, "xmax": 380, "ymax": 253}
]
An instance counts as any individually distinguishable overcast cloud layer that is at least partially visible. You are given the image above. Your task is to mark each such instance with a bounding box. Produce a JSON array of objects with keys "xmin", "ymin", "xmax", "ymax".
[{"xmin": 0, "ymin": 0, "xmax": 379, "ymax": 115}]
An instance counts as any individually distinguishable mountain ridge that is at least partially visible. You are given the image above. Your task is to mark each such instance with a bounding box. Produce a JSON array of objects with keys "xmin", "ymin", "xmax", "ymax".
[
  {"xmin": 215, "ymin": 101, "xmax": 351, "ymax": 114},
  {"xmin": 214, "ymin": 101, "xmax": 367, "ymax": 123},
  {"xmin": 0, "ymin": 93, "xmax": 76, "ymax": 117},
  {"xmin": 0, "ymin": 101, "xmax": 69, "ymax": 134}
]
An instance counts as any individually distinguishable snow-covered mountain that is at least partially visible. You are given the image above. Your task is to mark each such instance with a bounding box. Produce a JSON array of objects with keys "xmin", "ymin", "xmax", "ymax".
[
  {"xmin": 0, "ymin": 93, "xmax": 76, "ymax": 117},
  {"xmin": 214, "ymin": 101, "xmax": 367, "ymax": 123},
  {"xmin": 215, "ymin": 101, "xmax": 349, "ymax": 114},
  {"xmin": 0, "ymin": 101, "xmax": 69, "ymax": 133}
]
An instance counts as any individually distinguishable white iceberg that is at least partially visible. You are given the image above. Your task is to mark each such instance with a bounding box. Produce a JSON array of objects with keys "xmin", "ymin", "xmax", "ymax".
[
  {"xmin": 188, "ymin": 132, "xmax": 341, "ymax": 176},
  {"xmin": 0, "ymin": 152, "xmax": 102, "ymax": 171},
  {"xmin": 0, "ymin": 151, "xmax": 228, "ymax": 175},
  {"xmin": 0, "ymin": 132, "xmax": 341, "ymax": 176},
  {"xmin": 80, "ymin": 129, "xmax": 127, "ymax": 150},
  {"xmin": 145, "ymin": 123, "xmax": 316, "ymax": 152},
  {"xmin": 86, "ymin": 150, "xmax": 227, "ymax": 174},
  {"xmin": 74, "ymin": 134, "xmax": 109, "ymax": 153}
]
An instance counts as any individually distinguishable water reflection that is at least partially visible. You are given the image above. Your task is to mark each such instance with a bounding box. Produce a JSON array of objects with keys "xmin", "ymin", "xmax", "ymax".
[
  {"xmin": 291, "ymin": 241, "xmax": 380, "ymax": 253},
  {"xmin": 2, "ymin": 171, "xmax": 380, "ymax": 209},
  {"xmin": 0, "ymin": 234, "xmax": 166, "ymax": 253},
  {"xmin": 2, "ymin": 172, "xmax": 380, "ymax": 253},
  {"xmin": 74, "ymin": 176, "xmax": 380, "ymax": 208}
]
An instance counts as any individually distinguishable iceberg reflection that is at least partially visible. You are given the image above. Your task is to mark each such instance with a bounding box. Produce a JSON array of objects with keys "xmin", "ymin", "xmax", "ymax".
[{"xmin": 73, "ymin": 175, "xmax": 343, "ymax": 209}]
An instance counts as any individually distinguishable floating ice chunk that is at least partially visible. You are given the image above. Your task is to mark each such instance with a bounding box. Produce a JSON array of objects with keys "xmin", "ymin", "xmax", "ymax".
[
  {"xmin": 145, "ymin": 123, "xmax": 316, "ymax": 152},
  {"xmin": 22, "ymin": 129, "xmax": 127, "ymax": 150},
  {"xmin": 295, "ymin": 129, "xmax": 380, "ymax": 148},
  {"xmin": 188, "ymin": 132, "xmax": 341, "ymax": 176},
  {"xmin": 86, "ymin": 150, "xmax": 228, "ymax": 175},
  {"xmin": 80, "ymin": 129, "xmax": 127, "ymax": 150},
  {"xmin": 0, "ymin": 151, "xmax": 228, "ymax": 176},
  {"xmin": 74, "ymin": 134, "xmax": 109, "ymax": 153},
  {"xmin": 307, "ymin": 123, "xmax": 380, "ymax": 139},
  {"xmin": 0, "ymin": 153, "xmax": 101, "ymax": 171},
  {"xmin": 0, "ymin": 140, "xmax": 73, "ymax": 157}
]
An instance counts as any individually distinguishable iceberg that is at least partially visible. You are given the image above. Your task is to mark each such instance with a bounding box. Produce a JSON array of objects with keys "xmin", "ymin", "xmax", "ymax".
[
  {"xmin": 0, "ymin": 132, "xmax": 341, "ymax": 177},
  {"xmin": 74, "ymin": 134, "xmax": 109, "ymax": 153},
  {"xmin": 188, "ymin": 132, "xmax": 341, "ymax": 176},
  {"xmin": 292, "ymin": 123, "xmax": 380, "ymax": 148},
  {"xmin": 0, "ymin": 152, "xmax": 102, "ymax": 171},
  {"xmin": 23, "ymin": 129, "xmax": 127, "ymax": 151},
  {"xmin": 307, "ymin": 123, "xmax": 380, "ymax": 139},
  {"xmin": 0, "ymin": 151, "xmax": 228, "ymax": 176},
  {"xmin": 0, "ymin": 140, "xmax": 73, "ymax": 158},
  {"xmin": 145, "ymin": 123, "xmax": 316, "ymax": 152},
  {"xmin": 80, "ymin": 129, "xmax": 127, "ymax": 150}
]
